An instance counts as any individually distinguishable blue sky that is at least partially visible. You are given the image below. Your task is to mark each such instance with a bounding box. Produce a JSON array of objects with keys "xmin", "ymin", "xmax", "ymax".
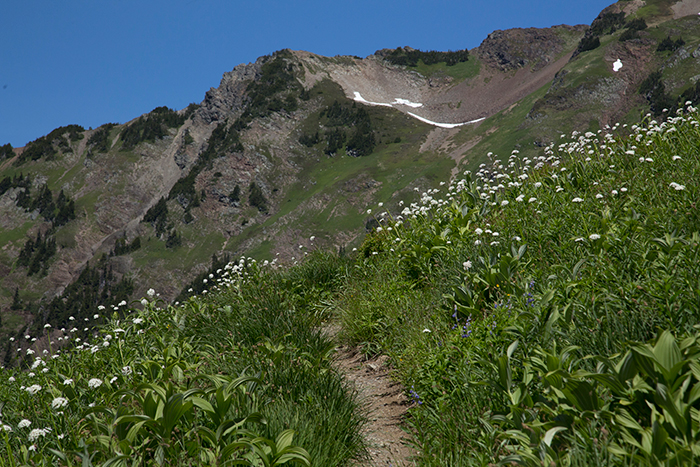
[{"xmin": 0, "ymin": 0, "xmax": 615, "ymax": 147}]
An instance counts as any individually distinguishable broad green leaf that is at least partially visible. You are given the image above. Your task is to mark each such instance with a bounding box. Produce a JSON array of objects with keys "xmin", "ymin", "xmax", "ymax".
[
  {"xmin": 191, "ymin": 396, "xmax": 215, "ymax": 414},
  {"xmin": 544, "ymin": 426, "xmax": 567, "ymax": 447},
  {"xmin": 275, "ymin": 429, "xmax": 295, "ymax": 452},
  {"xmin": 507, "ymin": 340, "xmax": 519, "ymax": 359},
  {"xmin": 616, "ymin": 351, "xmax": 638, "ymax": 382},
  {"xmin": 654, "ymin": 330, "xmax": 682, "ymax": 379},
  {"xmin": 163, "ymin": 393, "xmax": 193, "ymax": 437},
  {"xmin": 584, "ymin": 372, "xmax": 627, "ymax": 395},
  {"xmin": 651, "ymin": 421, "xmax": 669, "ymax": 459},
  {"xmin": 562, "ymin": 379, "xmax": 599, "ymax": 411},
  {"xmin": 275, "ymin": 448, "xmax": 312, "ymax": 466},
  {"xmin": 655, "ymin": 383, "xmax": 687, "ymax": 435}
]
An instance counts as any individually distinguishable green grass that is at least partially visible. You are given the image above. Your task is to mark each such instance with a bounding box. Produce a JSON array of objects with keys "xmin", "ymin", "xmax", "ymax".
[
  {"xmin": 0, "ymin": 221, "xmax": 33, "ymax": 247},
  {"xmin": 0, "ymin": 252, "xmax": 366, "ymax": 466},
  {"xmin": 334, "ymin": 105, "xmax": 700, "ymax": 465}
]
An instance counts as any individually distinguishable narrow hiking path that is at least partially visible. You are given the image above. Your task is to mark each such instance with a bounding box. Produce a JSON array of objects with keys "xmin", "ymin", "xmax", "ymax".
[{"xmin": 333, "ymin": 345, "xmax": 417, "ymax": 467}]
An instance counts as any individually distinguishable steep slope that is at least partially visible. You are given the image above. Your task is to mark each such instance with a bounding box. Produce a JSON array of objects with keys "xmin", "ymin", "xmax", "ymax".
[{"xmin": 2, "ymin": 0, "xmax": 700, "ymax": 366}]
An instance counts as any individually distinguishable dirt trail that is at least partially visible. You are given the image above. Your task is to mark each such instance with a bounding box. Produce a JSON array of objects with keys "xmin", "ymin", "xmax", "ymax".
[{"xmin": 333, "ymin": 345, "xmax": 417, "ymax": 467}]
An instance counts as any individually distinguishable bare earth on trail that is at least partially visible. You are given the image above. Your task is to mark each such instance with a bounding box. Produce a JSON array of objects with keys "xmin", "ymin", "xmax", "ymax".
[{"xmin": 334, "ymin": 345, "xmax": 417, "ymax": 467}]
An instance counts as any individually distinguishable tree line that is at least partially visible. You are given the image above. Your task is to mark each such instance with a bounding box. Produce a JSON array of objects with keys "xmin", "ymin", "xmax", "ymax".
[{"xmin": 382, "ymin": 47, "xmax": 470, "ymax": 67}]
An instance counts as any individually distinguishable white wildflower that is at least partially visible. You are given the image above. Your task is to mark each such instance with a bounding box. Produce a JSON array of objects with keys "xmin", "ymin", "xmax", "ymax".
[
  {"xmin": 51, "ymin": 397, "xmax": 68, "ymax": 409},
  {"xmin": 669, "ymin": 182, "xmax": 686, "ymax": 191},
  {"xmin": 589, "ymin": 234, "xmax": 601, "ymax": 240},
  {"xmin": 88, "ymin": 378, "xmax": 103, "ymax": 389},
  {"xmin": 28, "ymin": 428, "xmax": 48, "ymax": 442}
]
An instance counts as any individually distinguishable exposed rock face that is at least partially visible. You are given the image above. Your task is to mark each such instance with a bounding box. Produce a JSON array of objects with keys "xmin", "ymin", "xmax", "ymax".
[
  {"xmin": 476, "ymin": 25, "xmax": 587, "ymax": 71},
  {"xmin": 197, "ymin": 60, "xmax": 262, "ymax": 124}
]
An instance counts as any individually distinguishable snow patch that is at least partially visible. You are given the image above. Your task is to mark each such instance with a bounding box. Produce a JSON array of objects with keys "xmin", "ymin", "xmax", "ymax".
[
  {"xmin": 392, "ymin": 98, "xmax": 423, "ymax": 108},
  {"xmin": 407, "ymin": 112, "xmax": 485, "ymax": 129},
  {"xmin": 613, "ymin": 59, "xmax": 623, "ymax": 72},
  {"xmin": 353, "ymin": 91, "xmax": 483, "ymax": 128},
  {"xmin": 352, "ymin": 92, "xmax": 393, "ymax": 107}
]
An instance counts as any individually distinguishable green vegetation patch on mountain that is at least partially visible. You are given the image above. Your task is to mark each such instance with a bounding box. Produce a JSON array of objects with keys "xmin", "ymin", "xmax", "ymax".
[
  {"xmin": 15, "ymin": 125, "xmax": 85, "ymax": 165},
  {"xmin": 380, "ymin": 46, "xmax": 470, "ymax": 67},
  {"xmin": 119, "ymin": 106, "xmax": 190, "ymax": 151},
  {"xmin": 334, "ymin": 104, "xmax": 700, "ymax": 465}
]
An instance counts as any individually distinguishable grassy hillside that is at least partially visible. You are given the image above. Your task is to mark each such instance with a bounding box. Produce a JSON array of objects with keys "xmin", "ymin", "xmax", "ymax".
[
  {"xmin": 1, "ymin": 99, "xmax": 699, "ymax": 465},
  {"xmin": 343, "ymin": 105, "xmax": 700, "ymax": 465}
]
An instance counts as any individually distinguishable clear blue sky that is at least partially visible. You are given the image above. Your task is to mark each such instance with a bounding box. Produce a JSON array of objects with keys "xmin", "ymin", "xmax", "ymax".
[{"xmin": 0, "ymin": 0, "xmax": 615, "ymax": 147}]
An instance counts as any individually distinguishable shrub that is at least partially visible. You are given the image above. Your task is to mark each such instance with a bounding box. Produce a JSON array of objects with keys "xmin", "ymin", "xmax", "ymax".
[
  {"xmin": 248, "ymin": 182, "xmax": 268, "ymax": 213},
  {"xmin": 142, "ymin": 197, "xmax": 169, "ymax": 236}
]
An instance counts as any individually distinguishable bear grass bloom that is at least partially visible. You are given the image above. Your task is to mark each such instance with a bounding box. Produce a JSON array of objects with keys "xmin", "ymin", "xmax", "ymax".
[
  {"xmin": 88, "ymin": 378, "xmax": 103, "ymax": 389},
  {"xmin": 51, "ymin": 397, "xmax": 68, "ymax": 409},
  {"xmin": 28, "ymin": 427, "xmax": 51, "ymax": 442},
  {"xmin": 669, "ymin": 182, "xmax": 686, "ymax": 191}
]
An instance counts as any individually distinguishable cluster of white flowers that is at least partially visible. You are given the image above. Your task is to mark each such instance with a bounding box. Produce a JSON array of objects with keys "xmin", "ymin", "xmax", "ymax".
[
  {"xmin": 669, "ymin": 182, "xmax": 686, "ymax": 191},
  {"xmin": 28, "ymin": 427, "xmax": 52, "ymax": 442},
  {"xmin": 51, "ymin": 397, "xmax": 68, "ymax": 409},
  {"xmin": 88, "ymin": 378, "xmax": 103, "ymax": 389}
]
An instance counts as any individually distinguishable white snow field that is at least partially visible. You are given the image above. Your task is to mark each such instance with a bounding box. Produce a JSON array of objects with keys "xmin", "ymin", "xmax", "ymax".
[
  {"xmin": 392, "ymin": 98, "xmax": 423, "ymax": 108},
  {"xmin": 613, "ymin": 59, "xmax": 623, "ymax": 72},
  {"xmin": 352, "ymin": 92, "xmax": 393, "ymax": 107},
  {"xmin": 407, "ymin": 112, "xmax": 485, "ymax": 129},
  {"xmin": 353, "ymin": 92, "xmax": 483, "ymax": 128}
]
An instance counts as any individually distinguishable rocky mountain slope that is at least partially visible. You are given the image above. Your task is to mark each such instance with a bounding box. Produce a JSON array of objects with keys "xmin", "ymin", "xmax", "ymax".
[{"xmin": 2, "ymin": 0, "xmax": 700, "ymax": 364}]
